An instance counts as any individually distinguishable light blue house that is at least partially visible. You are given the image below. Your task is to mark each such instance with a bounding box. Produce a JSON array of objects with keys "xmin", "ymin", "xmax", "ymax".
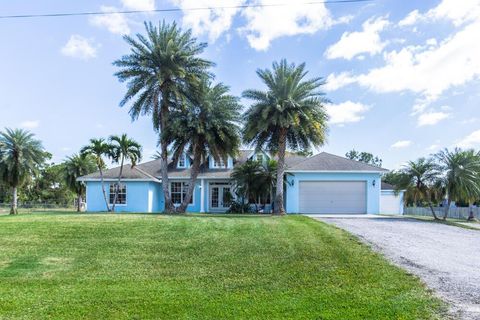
[{"xmin": 78, "ymin": 150, "xmax": 402, "ymax": 214}]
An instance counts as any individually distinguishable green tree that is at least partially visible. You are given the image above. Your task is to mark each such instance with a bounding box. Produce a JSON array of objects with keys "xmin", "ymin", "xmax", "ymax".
[
  {"xmin": 114, "ymin": 21, "xmax": 213, "ymax": 213},
  {"xmin": 0, "ymin": 128, "xmax": 48, "ymax": 214},
  {"xmin": 64, "ymin": 154, "xmax": 97, "ymax": 212},
  {"xmin": 243, "ymin": 60, "xmax": 329, "ymax": 215},
  {"xmin": 392, "ymin": 158, "xmax": 443, "ymax": 220},
  {"xmin": 166, "ymin": 81, "xmax": 241, "ymax": 212},
  {"xmin": 81, "ymin": 138, "xmax": 112, "ymax": 211},
  {"xmin": 109, "ymin": 134, "xmax": 142, "ymax": 212},
  {"xmin": 231, "ymin": 160, "xmax": 263, "ymax": 213},
  {"xmin": 346, "ymin": 149, "xmax": 383, "ymax": 167},
  {"xmin": 435, "ymin": 148, "xmax": 480, "ymax": 220}
]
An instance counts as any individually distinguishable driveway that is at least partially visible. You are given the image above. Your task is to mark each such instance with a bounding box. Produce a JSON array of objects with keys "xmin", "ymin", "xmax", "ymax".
[{"xmin": 314, "ymin": 217, "xmax": 480, "ymax": 320}]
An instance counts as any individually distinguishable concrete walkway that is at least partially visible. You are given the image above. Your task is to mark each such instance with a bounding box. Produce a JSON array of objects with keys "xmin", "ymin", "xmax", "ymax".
[{"xmin": 313, "ymin": 216, "xmax": 480, "ymax": 320}]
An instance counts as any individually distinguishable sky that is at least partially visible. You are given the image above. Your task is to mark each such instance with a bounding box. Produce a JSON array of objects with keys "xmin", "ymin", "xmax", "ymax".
[{"xmin": 0, "ymin": 0, "xmax": 479, "ymax": 169}]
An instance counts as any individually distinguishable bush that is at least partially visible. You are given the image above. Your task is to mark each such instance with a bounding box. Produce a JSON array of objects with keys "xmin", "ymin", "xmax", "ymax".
[{"xmin": 226, "ymin": 200, "xmax": 255, "ymax": 214}]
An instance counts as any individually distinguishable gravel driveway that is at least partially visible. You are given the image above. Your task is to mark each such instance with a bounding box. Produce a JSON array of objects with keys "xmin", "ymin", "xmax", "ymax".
[{"xmin": 315, "ymin": 217, "xmax": 480, "ymax": 320}]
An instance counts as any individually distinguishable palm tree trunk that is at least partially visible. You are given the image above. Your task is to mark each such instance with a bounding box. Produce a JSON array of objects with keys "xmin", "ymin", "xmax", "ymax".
[
  {"xmin": 159, "ymin": 94, "xmax": 175, "ymax": 214},
  {"xmin": 178, "ymin": 144, "xmax": 202, "ymax": 213},
  {"xmin": 10, "ymin": 186, "xmax": 18, "ymax": 215},
  {"xmin": 76, "ymin": 193, "xmax": 82, "ymax": 212},
  {"xmin": 443, "ymin": 198, "xmax": 451, "ymax": 220},
  {"xmin": 112, "ymin": 156, "xmax": 124, "ymax": 213},
  {"xmin": 98, "ymin": 165, "xmax": 110, "ymax": 212},
  {"xmin": 274, "ymin": 128, "xmax": 287, "ymax": 215},
  {"xmin": 428, "ymin": 203, "xmax": 440, "ymax": 220}
]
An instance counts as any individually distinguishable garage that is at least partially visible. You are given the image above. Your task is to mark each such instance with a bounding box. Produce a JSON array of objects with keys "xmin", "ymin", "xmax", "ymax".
[{"xmin": 299, "ymin": 181, "xmax": 367, "ymax": 214}]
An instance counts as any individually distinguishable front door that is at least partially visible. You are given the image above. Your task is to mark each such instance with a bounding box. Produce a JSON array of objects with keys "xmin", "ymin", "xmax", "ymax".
[{"xmin": 210, "ymin": 184, "xmax": 232, "ymax": 212}]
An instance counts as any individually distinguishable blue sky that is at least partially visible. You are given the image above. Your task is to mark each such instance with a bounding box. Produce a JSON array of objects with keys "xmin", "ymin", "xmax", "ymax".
[{"xmin": 0, "ymin": 0, "xmax": 479, "ymax": 169}]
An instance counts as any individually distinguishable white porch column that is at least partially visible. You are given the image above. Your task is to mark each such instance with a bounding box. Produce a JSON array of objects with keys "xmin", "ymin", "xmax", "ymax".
[{"xmin": 200, "ymin": 179, "xmax": 205, "ymax": 213}]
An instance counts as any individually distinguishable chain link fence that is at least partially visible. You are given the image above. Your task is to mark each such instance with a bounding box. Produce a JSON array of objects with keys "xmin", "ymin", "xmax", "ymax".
[{"xmin": 0, "ymin": 202, "xmax": 76, "ymax": 214}]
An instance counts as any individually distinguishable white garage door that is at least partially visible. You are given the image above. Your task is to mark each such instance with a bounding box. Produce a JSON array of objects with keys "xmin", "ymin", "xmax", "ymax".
[
  {"xmin": 299, "ymin": 181, "xmax": 367, "ymax": 214},
  {"xmin": 380, "ymin": 193, "xmax": 403, "ymax": 215}
]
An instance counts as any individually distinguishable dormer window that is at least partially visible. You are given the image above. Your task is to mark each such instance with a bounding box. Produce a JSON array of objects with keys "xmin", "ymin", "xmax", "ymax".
[
  {"xmin": 212, "ymin": 158, "xmax": 226, "ymax": 168},
  {"xmin": 178, "ymin": 154, "xmax": 186, "ymax": 168}
]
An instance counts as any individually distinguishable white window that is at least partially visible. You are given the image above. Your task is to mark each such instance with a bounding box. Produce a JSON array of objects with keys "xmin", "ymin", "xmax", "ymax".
[
  {"xmin": 109, "ymin": 183, "xmax": 127, "ymax": 205},
  {"xmin": 178, "ymin": 154, "xmax": 186, "ymax": 168},
  {"xmin": 212, "ymin": 158, "xmax": 226, "ymax": 168},
  {"xmin": 170, "ymin": 182, "xmax": 193, "ymax": 205}
]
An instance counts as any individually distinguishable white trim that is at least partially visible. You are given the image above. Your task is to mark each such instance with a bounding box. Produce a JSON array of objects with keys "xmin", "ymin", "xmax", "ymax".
[
  {"xmin": 200, "ymin": 179, "xmax": 205, "ymax": 213},
  {"xmin": 108, "ymin": 183, "xmax": 128, "ymax": 206},
  {"xmin": 79, "ymin": 178, "xmax": 156, "ymax": 182}
]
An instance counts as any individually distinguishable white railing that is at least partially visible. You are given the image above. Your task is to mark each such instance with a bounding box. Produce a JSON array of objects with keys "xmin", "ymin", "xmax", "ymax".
[{"xmin": 404, "ymin": 206, "xmax": 480, "ymax": 220}]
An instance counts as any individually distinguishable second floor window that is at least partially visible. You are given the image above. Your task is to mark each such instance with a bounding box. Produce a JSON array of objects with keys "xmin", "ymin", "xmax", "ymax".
[
  {"xmin": 178, "ymin": 154, "xmax": 186, "ymax": 168},
  {"xmin": 213, "ymin": 158, "xmax": 226, "ymax": 168}
]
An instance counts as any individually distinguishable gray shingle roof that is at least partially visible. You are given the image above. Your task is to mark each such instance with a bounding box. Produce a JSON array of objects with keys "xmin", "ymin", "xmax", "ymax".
[
  {"xmin": 287, "ymin": 152, "xmax": 388, "ymax": 172},
  {"xmin": 78, "ymin": 150, "xmax": 386, "ymax": 181}
]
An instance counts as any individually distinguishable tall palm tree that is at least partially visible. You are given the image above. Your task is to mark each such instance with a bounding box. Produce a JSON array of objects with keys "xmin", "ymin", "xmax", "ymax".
[
  {"xmin": 243, "ymin": 60, "xmax": 329, "ymax": 215},
  {"xmin": 64, "ymin": 154, "xmax": 97, "ymax": 212},
  {"xmin": 395, "ymin": 158, "xmax": 443, "ymax": 220},
  {"xmin": 165, "ymin": 81, "xmax": 241, "ymax": 213},
  {"xmin": 113, "ymin": 21, "xmax": 213, "ymax": 213},
  {"xmin": 0, "ymin": 128, "xmax": 48, "ymax": 214},
  {"xmin": 80, "ymin": 138, "xmax": 112, "ymax": 212},
  {"xmin": 109, "ymin": 134, "xmax": 142, "ymax": 212},
  {"xmin": 435, "ymin": 148, "xmax": 480, "ymax": 220}
]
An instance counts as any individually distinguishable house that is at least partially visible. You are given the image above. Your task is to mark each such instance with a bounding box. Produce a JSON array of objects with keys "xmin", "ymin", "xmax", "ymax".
[{"xmin": 78, "ymin": 150, "xmax": 404, "ymax": 214}]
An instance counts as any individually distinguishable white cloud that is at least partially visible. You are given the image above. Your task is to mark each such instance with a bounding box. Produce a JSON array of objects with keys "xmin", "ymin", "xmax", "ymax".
[
  {"xmin": 324, "ymin": 72, "xmax": 356, "ymax": 91},
  {"xmin": 427, "ymin": 143, "xmax": 441, "ymax": 151},
  {"xmin": 325, "ymin": 16, "xmax": 389, "ymax": 60},
  {"xmin": 240, "ymin": 1, "xmax": 338, "ymax": 51},
  {"xmin": 417, "ymin": 111, "xmax": 450, "ymax": 126},
  {"xmin": 325, "ymin": 101, "xmax": 369, "ymax": 125},
  {"xmin": 89, "ymin": 6, "xmax": 131, "ymax": 35},
  {"xmin": 60, "ymin": 35, "xmax": 97, "ymax": 60},
  {"xmin": 169, "ymin": 0, "xmax": 244, "ymax": 42},
  {"xmin": 456, "ymin": 130, "xmax": 480, "ymax": 148},
  {"xmin": 20, "ymin": 120, "xmax": 40, "ymax": 129},
  {"xmin": 121, "ymin": 0, "xmax": 155, "ymax": 11},
  {"xmin": 391, "ymin": 140, "xmax": 412, "ymax": 148},
  {"xmin": 399, "ymin": 0, "xmax": 480, "ymax": 27},
  {"xmin": 399, "ymin": 9, "xmax": 421, "ymax": 26}
]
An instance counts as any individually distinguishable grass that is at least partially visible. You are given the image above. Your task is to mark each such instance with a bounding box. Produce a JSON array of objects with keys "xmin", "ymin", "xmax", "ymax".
[
  {"xmin": 404, "ymin": 215, "xmax": 480, "ymax": 231},
  {"xmin": 0, "ymin": 213, "xmax": 445, "ymax": 319}
]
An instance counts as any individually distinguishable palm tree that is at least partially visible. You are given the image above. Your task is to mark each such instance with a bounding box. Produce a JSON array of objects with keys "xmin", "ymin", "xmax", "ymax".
[
  {"xmin": 80, "ymin": 138, "xmax": 112, "ymax": 212},
  {"xmin": 394, "ymin": 158, "xmax": 443, "ymax": 220},
  {"xmin": 113, "ymin": 21, "xmax": 213, "ymax": 213},
  {"xmin": 165, "ymin": 81, "xmax": 241, "ymax": 213},
  {"xmin": 109, "ymin": 134, "xmax": 142, "ymax": 212},
  {"xmin": 64, "ymin": 154, "xmax": 97, "ymax": 212},
  {"xmin": 231, "ymin": 160, "xmax": 263, "ymax": 213},
  {"xmin": 0, "ymin": 128, "xmax": 48, "ymax": 214},
  {"xmin": 243, "ymin": 60, "xmax": 329, "ymax": 215},
  {"xmin": 435, "ymin": 148, "xmax": 480, "ymax": 220}
]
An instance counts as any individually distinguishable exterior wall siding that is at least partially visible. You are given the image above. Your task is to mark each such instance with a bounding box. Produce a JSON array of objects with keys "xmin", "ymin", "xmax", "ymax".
[{"xmin": 285, "ymin": 172, "xmax": 382, "ymax": 214}]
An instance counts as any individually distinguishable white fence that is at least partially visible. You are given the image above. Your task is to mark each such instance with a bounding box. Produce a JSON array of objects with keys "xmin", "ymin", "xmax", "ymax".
[{"xmin": 404, "ymin": 206, "xmax": 480, "ymax": 220}]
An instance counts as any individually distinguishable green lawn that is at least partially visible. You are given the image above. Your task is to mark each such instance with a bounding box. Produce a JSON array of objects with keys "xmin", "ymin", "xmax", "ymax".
[{"xmin": 0, "ymin": 213, "xmax": 444, "ymax": 319}]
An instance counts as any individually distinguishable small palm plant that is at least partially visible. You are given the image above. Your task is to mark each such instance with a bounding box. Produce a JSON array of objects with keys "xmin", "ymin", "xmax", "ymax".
[
  {"xmin": 0, "ymin": 128, "xmax": 48, "ymax": 214},
  {"xmin": 230, "ymin": 160, "xmax": 264, "ymax": 213},
  {"xmin": 243, "ymin": 59, "xmax": 329, "ymax": 215},
  {"xmin": 64, "ymin": 154, "xmax": 97, "ymax": 212},
  {"xmin": 80, "ymin": 138, "xmax": 112, "ymax": 212},
  {"xmin": 435, "ymin": 148, "xmax": 480, "ymax": 220},
  {"xmin": 114, "ymin": 21, "xmax": 213, "ymax": 213},
  {"xmin": 109, "ymin": 134, "xmax": 142, "ymax": 212},
  {"xmin": 165, "ymin": 80, "xmax": 241, "ymax": 213},
  {"xmin": 395, "ymin": 158, "xmax": 443, "ymax": 220}
]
